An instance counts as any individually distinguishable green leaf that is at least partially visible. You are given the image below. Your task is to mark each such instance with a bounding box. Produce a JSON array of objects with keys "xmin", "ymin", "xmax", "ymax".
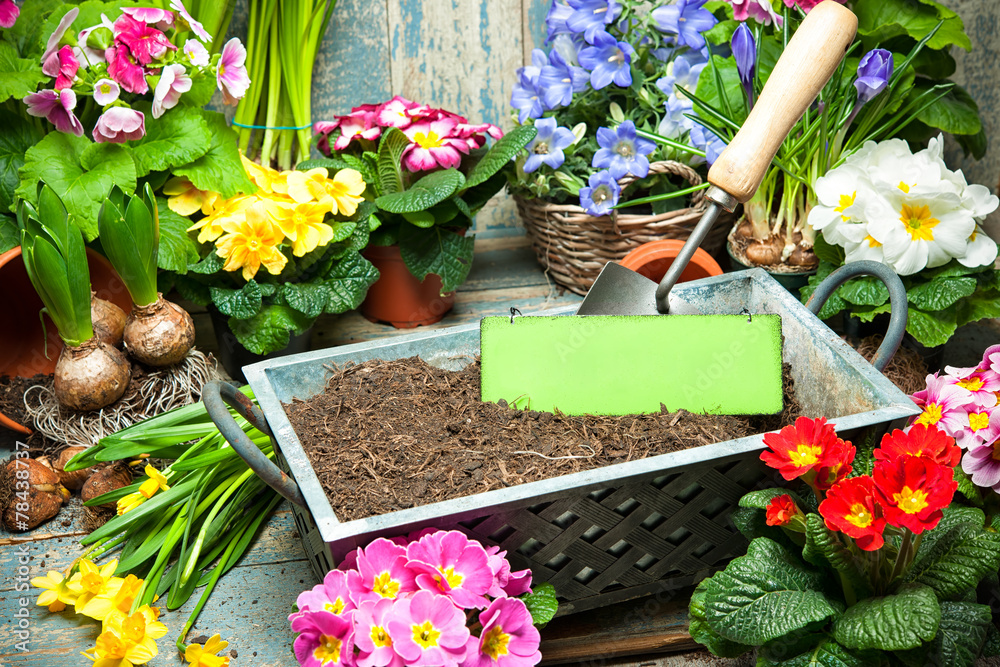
[
  {"xmin": 759, "ymin": 639, "xmax": 880, "ymax": 667},
  {"xmin": 464, "ymin": 125, "xmax": 536, "ymax": 189},
  {"xmin": 0, "ymin": 41, "xmax": 46, "ymax": 103},
  {"xmin": 16, "ymin": 133, "xmax": 137, "ymax": 241},
  {"xmin": 280, "ymin": 282, "xmax": 329, "ymax": 318},
  {"xmin": 905, "ymin": 523, "xmax": 1000, "ymax": 599},
  {"xmin": 229, "ymin": 305, "xmax": 313, "ymax": 356},
  {"xmin": 401, "ymin": 210, "xmax": 437, "ymax": 228},
  {"xmin": 376, "ymin": 127, "xmax": 410, "ymax": 196},
  {"xmin": 905, "ymin": 306, "xmax": 957, "ymax": 348},
  {"xmin": 375, "ymin": 169, "xmax": 465, "ymax": 214},
  {"xmin": 838, "ymin": 277, "xmax": 890, "ymax": 307},
  {"xmin": 398, "ymin": 225, "xmax": 474, "ymax": 294},
  {"xmin": 319, "ymin": 250, "xmax": 380, "ymax": 313},
  {"xmin": 983, "ymin": 623, "xmax": 1000, "ymax": 658},
  {"xmin": 153, "ymin": 197, "xmax": 199, "ymax": 273},
  {"xmin": 832, "ymin": 583, "xmax": 940, "ymax": 651},
  {"xmin": 689, "ymin": 579, "xmax": 753, "ymax": 658},
  {"xmin": 520, "ymin": 582, "xmax": 558, "ymax": 627},
  {"xmin": 704, "ymin": 19, "xmax": 739, "ymax": 46},
  {"xmin": 187, "ymin": 250, "xmax": 225, "ymax": 275},
  {"xmin": 461, "ymin": 169, "xmax": 507, "ymax": 215},
  {"xmin": 296, "ymin": 157, "xmax": 357, "ymax": 172},
  {"xmin": 956, "ymin": 127, "xmax": 987, "ymax": 160},
  {"xmin": 912, "ymin": 505, "xmax": 988, "ymax": 562},
  {"xmin": 913, "ymin": 82, "xmax": 982, "ymax": 135},
  {"xmin": 895, "ymin": 601, "xmax": 990, "ymax": 667},
  {"xmin": 812, "ymin": 236, "xmax": 846, "ymax": 270},
  {"xmin": 129, "ymin": 106, "xmax": 212, "ymax": 177},
  {"xmin": 956, "ymin": 288, "xmax": 1000, "ymax": 328},
  {"xmin": 0, "ymin": 215, "xmax": 17, "ymax": 254},
  {"xmin": 174, "ymin": 110, "xmax": 255, "ymax": 198},
  {"xmin": 907, "ymin": 276, "xmax": 977, "ymax": 310},
  {"xmin": 739, "ymin": 488, "xmax": 811, "ymax": 512},
  {"xmin": 179, "ymin": 71, "xmax": 216, "ymax": 108},
  {"xmin": 855, "ymin": 0, "xmax": 971, "ymax": 51},
  {"xmin": 800, "ymin": 262, "xmax": 848, "ymax": 321},
  {"xmin": 210, "ymin": 282, "xmax": 263, "ymax": 319},
  {"xmin": 803, "ymin": 515, "xmax": 874, "ymax": 600},
  {"xmin": 703, "ymin": 538, "xmax": 840, "ymax": 646},
  {"xmin": 952, "ymin": 466, "xmax": 984, "ymax": 506},
  {"xmin": 4, "ymin": 0, "xmax": 62, "ymax": 58},
  {"xmin": 0, "ymin": 109, "xmax": 44, "ymax": 215}
]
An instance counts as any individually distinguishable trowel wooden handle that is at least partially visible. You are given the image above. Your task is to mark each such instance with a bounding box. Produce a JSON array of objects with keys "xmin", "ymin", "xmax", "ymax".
[{"xmin": 708, "ymin": 1, "xmax": 857, "ymax": 203}]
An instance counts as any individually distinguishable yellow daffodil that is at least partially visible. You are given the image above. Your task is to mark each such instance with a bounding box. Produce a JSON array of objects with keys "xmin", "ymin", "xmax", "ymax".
[
  {"xmin": 31, "ymin": 570, "xmax": 78, "ymax": 612},
  {"xmin": 240, "ymin": 153, "xmax": 287, "ymax": 194},
  {"xmin": 116, "ymin": 492, "xmax": 146, "ymax": 516},
  {"xmin": 70, "ymin": 559, "xmax": 119, "ymax": 613},
  {"xmin": 116, "ymin": 466, "xmax": 169, "ymax": 515},
  {"xmin": 268, "ymin": 200, "xmax": 335, "ymax": 257},
  {"xmin": 187, "ymin": 195, "xmax": 255, "ymax": 244},
  {"xmin": 326, "ymin": 168, "xmax": 366, "ymax": 216},
  {"xmin": 214, "ymin": 200, "xmax": 288, "ymax": 281},
  {"xmin": 78, "ymin": 574, "xmax": 143, "ymax": 624},
  {"xmin": 82, "ymin": 625, "xmax": 154, "ymax": 667},
  {"xmin": 184, "ymin": 634, "xmax": 231, "ymax": 667},
  {"xmin": 104, "ymin": 605, "xmax": 167, "ymax": 660},
  {"xmin": 163, "ymin": 177, "xmax": 222, "ymax": 217}
]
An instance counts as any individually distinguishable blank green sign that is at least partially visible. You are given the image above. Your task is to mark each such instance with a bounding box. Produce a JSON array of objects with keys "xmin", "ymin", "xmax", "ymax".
[{"xmin": 480, "ymin": 314, "xmax": 783, "ymax": 416}]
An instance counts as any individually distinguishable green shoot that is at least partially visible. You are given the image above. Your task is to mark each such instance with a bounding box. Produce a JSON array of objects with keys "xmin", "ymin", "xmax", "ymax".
[{"xmin": 97, "ymin": 184, "xmax": 160, "ymax": 307}]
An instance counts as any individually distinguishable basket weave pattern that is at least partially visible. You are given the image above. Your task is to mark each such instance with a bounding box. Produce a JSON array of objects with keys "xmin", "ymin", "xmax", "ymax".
[{"xmin": 516, "ymin": 161, "xmax": 729, "ymax": 295}]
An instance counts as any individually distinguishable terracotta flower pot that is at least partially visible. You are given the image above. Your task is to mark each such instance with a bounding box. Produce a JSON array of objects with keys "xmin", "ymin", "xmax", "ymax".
[
  {"xmin": 360, "ymin": 245, "xmax": 456, "ymax": 329},
  {"xmin": 619, "ymin": 239, "xmax": 723, "ymax": 284},
  {"xmin": 0, "ymin": 246, "xmax": 132, "ymax": 433}
]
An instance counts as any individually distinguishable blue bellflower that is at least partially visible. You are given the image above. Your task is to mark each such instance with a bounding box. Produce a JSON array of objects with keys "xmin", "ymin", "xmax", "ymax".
[
  {"xmin": 658, "ymin": 95, "xmax": 696, "ymax": 139},
  {"xmin": 579, "ymin": 170, "xmax": 621, "ymax": 216},
  {"xmin": 537, "ymin": 49, "xmax": 589, "ymax": 108},
  {"xmin": 690, "ymin": 122, "xmax": 727, "ymax": 165},
  {"xmin": 655, "ymin": 50, "xmax": 707, "ymax": 107},
  {"xmin": 523, "ymin": 117, "xmax": 576, "ymax": 173},
  {"xmin": 510, "ymin": 49, "xmax": 550, "ymax": 123},
  {"xmin": 566, "ymin": 0, "xmax": 622, "ymax": 44},
  {"xmin": 592, "ymin": 121, "xmax": 656, "ymax": 179},
  {"xmin": 578, "ymin": 30, "xmax": 634, "ymax": 90},
  {"xmin": 546, "ymin": 1, "xmax": 573, "ymax": 41},
  {"xmin": 731, "ymin": 23, "xmax": 756, "ymax": 110},
  {"xmin": 651, "ymin": 0, "xmax": 716, "ymax": 50}
]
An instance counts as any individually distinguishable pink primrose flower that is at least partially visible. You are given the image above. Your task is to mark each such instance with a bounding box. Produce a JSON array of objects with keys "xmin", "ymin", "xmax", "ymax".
[
  {"xmin": 74, "ymin": 26, "xmax": 109, "ymax": 66},
  {"xmin": 333, "ymin": 110, "xmax": 381, "ymax": 151},
  {"xmin": 347, "ymin": 538, "xmax": 417, "ymax": 606},
  {"xmin": 375, "ymin": 96, "xmax": 425, "ymax": 129},
  {"xmin": 183, "ymin": 38, "xmax": 210, "ymax": 67},
  {"xmin": 170, "ymin": 0, "xmax": 212, "ymax": 42},
  {"xmin": 729, "ymin": 0, "xmax": 781, "ymax": 25},
  {"xmin": 0, "ymin": 0, "xmax": 19, "ymax": 28},
  {"xmin": 93, "ymin": 106, "xmax": 145, "ymax": 143},
  {"xmin": 217, "ymin": 38, "xmax": 251, "ymax": 105},
  {"xmin": 462, "ymin": 597, "xmax": 541, "ymax": 667},
  {"xmin": 106, "ymin": 45, "xmax": 150, "ymax": 94},
  {"xmin": 483, "ymin": 547, "xmax": 531, "ymax": 599},
  {"xmin": 386, "ymin": 590, "xmax": 470, "ymax": 666},
  {"xmin": 53, "ymin": 46, "xmax": 79, "ymax": 90},
  {"xmin": 406, "ymin": 530, "xmax": 493, "ymax": 609},
  {"xmin": 909, "ymin": 373, "xmax": 972, "ymax": 441},
  {"xmin": 113, "ymin": 14, "xmax": 176, "ymax": 65},
  {"xmin": 500, "ymin": 569, "xmax": 532, "ymax": 598},
  {"xmin": 152, "ymin": 63, "xmax": 191, "ymax": 118},
  {"xmin": 354, "ymin": 599, "xmax": 406, "ymax": 667},
  {"xmin": 943, "ymin": 364, "xmax": 1000, "ymax": 409},
  {"xmin": 121, "ymin": 7, "xmax": 175, "ymax": 29},
  {"xmin": 314, "ymin": 120, "xmax": 340, "ymax": 155},
  {"xmin": 955, "ymin": 405, "xmax": 999, "ymax": 450},
  {"xmin": 24, "ymin": 89, "xmax": 84, "ymax": 136},
  {"xmin": 401, "ymin": 117, "xmax": 470, "ymax": 172},
  {"xmin": 783, "ymin": 0, "xmax": 846, "ymax": 12},
  {"xmin": 294, "ymin": 569, "xmax": 356, "ymax": 622},
  {"xmin": 93, "ymin": 78, "xmax": 120, "ymax": 105},
  {"xmin": 982, "ymin": 345, "xmax": 1000, "ymax": 375},
  {"xmin": 41, "ymin": 8, "xmax": 80, "ymax": 71},
  {"xmin": 961, "ymin": 410, "xmax": 1000, "ymax": 489},
  {"xmin": 454, "ymin": 122, "xmax": 504, "ymax": 150},
  {"xmin": 291, "ymin": 610, "xmax": 356, "ymax": 667}
]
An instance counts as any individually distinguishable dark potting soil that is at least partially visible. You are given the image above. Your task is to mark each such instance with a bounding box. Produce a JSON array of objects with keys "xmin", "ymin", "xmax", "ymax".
[
  {"xmin": 283, "ymin": 356, "xmax": 801, "ymax": 522},
  {"xmin": 0, "ymin": 373, "xmax": 59, "ymax": 453}
]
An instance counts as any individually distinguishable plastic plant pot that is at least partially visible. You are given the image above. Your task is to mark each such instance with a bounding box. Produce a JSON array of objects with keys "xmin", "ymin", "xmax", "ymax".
[
  {"xmin": 619, "ymin": 239, "xmax": 723, "ymax": 284},
  {"xmin": 360, "ymin": 245, "xmax": 456, "ymax": 328}
]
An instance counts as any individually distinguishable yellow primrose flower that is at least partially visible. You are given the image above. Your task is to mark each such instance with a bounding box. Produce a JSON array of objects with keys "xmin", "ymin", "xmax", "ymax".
[
  {"xmin": 70, "ymin": 559, "xmax": 119, "ymax": 612},
  {"xmin": 240, "ymin": 154, "xmax": 286, "ymax": 194},
  {"xmin": 187, "ymin": 195, "xmax": 255, "ymax": 244},
  {"xmin": 31, "ymin": 570, "xmax": 78, "ymax": 612},
  {"xmin": 105, "ymin": 605, "xmax": 167, "ymax": 660},
  {"xmin": 78, "ymin": 574, "xmax": 143, "ymax": 624},
  {"xmin": 184, "ymin": 634, "xmax": 231, "ymax": 667},
  {"xmin": 215, "ymin": 200, "xmax": 288, "ymax": 281},
  {"xmin": 163, "ymin": 177, "xmax": 222, "ymax": 217},
  {"xmin": 82, "ymin": 626, "xmax": 154, "ymax": 667},
  {"xmin": 326, "ymin": 169, "xmax": 366, "ymax": 217},
  {"xmin": 268, "ymin": 200, "xmax": 335, "ymax": 257},
  {"xmin": 285, "ymin": 167, "xmax": 333, "ymax": 204}
]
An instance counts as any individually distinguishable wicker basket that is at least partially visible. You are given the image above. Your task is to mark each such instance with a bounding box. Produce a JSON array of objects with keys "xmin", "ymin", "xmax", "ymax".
[{"xmin": 516, "ymin": 161, "xmax": 730, "ymax": 295}]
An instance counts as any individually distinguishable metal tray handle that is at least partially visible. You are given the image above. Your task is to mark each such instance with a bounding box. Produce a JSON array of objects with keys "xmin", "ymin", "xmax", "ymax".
[
  {"xmin": 202, "ymin": 380, "xmax": 306, "ymax": 507},
  {"xmin": 803, "ymin": 260, "xmax": 907, "ymax": 373}
]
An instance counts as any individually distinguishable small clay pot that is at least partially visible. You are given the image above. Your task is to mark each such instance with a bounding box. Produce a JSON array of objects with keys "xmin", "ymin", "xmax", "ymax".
[
  {"xmin": 360, "ymin": 245, "xmax": 456, "ymax": 329},
  {"xmin": 619, "ymin": 239, "xmax": 723, "ymax": 284}
]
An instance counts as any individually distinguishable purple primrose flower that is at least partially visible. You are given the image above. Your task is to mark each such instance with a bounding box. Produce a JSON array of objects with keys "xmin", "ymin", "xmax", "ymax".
[
  {"xmin": 578, "ymin": 30, "xmax": 634, "ymax": 90},
  {"xmin": 579, "ymin": 170, "xmax": 621, "ymax": 217},
  {"xmin": 523, "ymin": 117, "xmax": 575, "ymax": 173},
  {"xmin": 592, "ymin": 121, "xmax": 655, "ymax": 179}
]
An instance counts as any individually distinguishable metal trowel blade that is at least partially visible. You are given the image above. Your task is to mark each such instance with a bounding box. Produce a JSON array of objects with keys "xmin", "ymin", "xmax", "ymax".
[{"xmin": 575, "ymin": 262, "xmax": 660, "ymax": 316}]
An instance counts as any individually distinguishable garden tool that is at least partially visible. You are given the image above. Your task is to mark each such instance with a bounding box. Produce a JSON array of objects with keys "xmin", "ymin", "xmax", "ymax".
[{"xmin": 480, "ymin": 1, "xmax": 858, "ymax": 416}]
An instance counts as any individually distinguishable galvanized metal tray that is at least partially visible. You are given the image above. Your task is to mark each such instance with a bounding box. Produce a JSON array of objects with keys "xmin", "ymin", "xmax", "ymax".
[{"xmin": 229, "ymin": 267, "xmax": 918, "ymax": 616}]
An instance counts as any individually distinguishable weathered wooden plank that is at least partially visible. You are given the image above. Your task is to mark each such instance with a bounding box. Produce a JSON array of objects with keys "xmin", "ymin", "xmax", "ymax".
[{"xmin": 522, "ymin": 0, "xmax": 550, "ymax": 62}]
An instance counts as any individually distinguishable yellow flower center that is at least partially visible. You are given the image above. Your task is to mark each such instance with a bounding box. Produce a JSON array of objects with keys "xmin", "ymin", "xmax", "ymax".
[
  {"xmin": 324, "ymin": 598, "xmax": 346, "ymax": 614},
  {"xmin": 370, "ymin": 625, "xmax": 392, "ymax": 648},
  {"xmin": 218, "ymin": 63, "xmax": 226, "ymax": 77},
  {"xmin": 100, "ymin": 84, "xmax": 111, "ymax": 94},
  {"xmin": 412, "ymin": 620, "xmax": 442, "ymax": 649},
  {"xmin": 247, "ymin": 238, "xmax": 261, "ymax": 251},
  {"xmin": 96, "ymin": 632, "xmax": 127, "ymax": 660},
  {"xmin": 865, "ymin": 235, "xmax": 882, "ymax": 248},
  {"xmin": 122, "ymin": 613, "xmax": 146, "ymax": 645},
  {"xmin": 82, "ymin": 572, "xmax": 104, "ymax": 594},
  {"xmin": 845, "ymin": 503, "xmax": 873, "ymax": 528},
  {"xmin": 313, "ymin": 634, "xmax": 342, "ymax": 664},
  {"xmin": 835, "ymin": 192, "xmax": 856, "ymax": 221},
  {"xmin": 957, "ymin": 377, "xmax": 984, "ymax": 392},
  {"xmin": 414, "ymin": 130, "xmax": 443, "ymax": 149},
  {"xmin": 915, "ymin": 403, "xmax": 943, "ymax": 427},
  {"xmin": 970, "ymin": 412, "xmax": 990, "ymax": 432},
  {"xmin": 482, "ymin": 626, "xmax": 512, "ymax": 660},
  {"xmin": 898, "ymin": 181, "xmax": 912, "ymax": 193},
  {"xmin": 436, "ymin": 566, "xmax": 464, "ymax": 589},
  {"xmin": 788, "ymin": 443, "xmax": 822, "ymax": 468},
  {"xmin": 116, "ymin": 575, "xmax": 142, "ymax": 613},
  {"xmin": 893, "ymin": 486, "xmax": 930, "ymax": 514},
  {"xmin": 899, "ymin": 203, "xmax": 939, "ymax": 242},
  {"xmin": 372, "ymin": 572, "xmax": 400, "ymax": 599}
]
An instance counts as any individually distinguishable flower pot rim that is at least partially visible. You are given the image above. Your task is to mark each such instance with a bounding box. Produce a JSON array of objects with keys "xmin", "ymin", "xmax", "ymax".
[{"xmin": 620, "ymin": 239, "xmax": 723, "ymax": 281}]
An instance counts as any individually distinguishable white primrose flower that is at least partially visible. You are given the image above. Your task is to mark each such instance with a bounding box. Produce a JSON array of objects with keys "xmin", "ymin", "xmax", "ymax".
[
  {"xmin": 959, "ymin": 225, "xmax": 1000, "ymax": 268},
  {"xmin": 807, "ymin": 163, "xmax": 872, "ymax": 247}
]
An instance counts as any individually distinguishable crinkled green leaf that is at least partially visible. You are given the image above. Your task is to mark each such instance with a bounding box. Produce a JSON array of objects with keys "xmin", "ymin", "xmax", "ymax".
[
  {"xmin": 813, "ymin": 235, "xmax": 845, "ymax": 267},
  {"xmin": 0, "ymin": 41, "xmax": 46, "ymax": 103},
  {"xmin": 210, "ymin": 282, "xmax": 263, "ymax": 319},
  {"xmin": 983, "ymin": 623, "xmax": 1000, "ymax": 658},
  {"xmin": 905, "ymin": 522, "xmax": 1000, "ymax": 599},
  {"xmin": 801, "ymin": 514, "xmax": 874, "ymax": 599},
  {"xmin": 16, "ymin": 133, "xmax": 137, "ymax": 241},
  {"xmin": 838, "ymin": 277, "xmax": 890, "ymax": 307},
  {"xmin": 174, "ymin": 110, "xmax": 254, "ymax": 198},
  {"xmin": 398, "ymin": 224, "xmax": 474, "ymax": 293},
  {"xmin": 5, "ymin": 0, "xmax": 62, "ymax": 58},
  {"xmin": 855, "ymin": 0, "xmax": 971, "ymax": 51},
  {"xmin": 320, "ymin": 250, "xmax": 379, "ymax": 313},
  {"xmin": 913, "ymin": 81, "xmax": 981, "ymax": 135},
  {"xmin": 375, "ymin": 169, "xmax": 465, "ymax": 214},
  {"xmin": 895, "ymin": 601, "xmax": 990, "ymax": 667},
  {"xmin": 187, "ymin": 250, "xmax": 225, "ymax": 275},
  {"xmin": 228, "ymin": 304, "xmax": 313, "ymax": 356},
  {"xmin": 952, "ymin": 466, "xmax": 984, "ymax": 506},
  {"xmin": 153, "ymin": 197, "xmax": 199, "ymax": 273},
  {"xmin": 129, "ymin": 106, "xmax": 212, "ymax": 177},
  {"xmin": 0, "ymin": 110, "xmax": 44, "ymax": 215},
  {"xmin": 170, "ymin": 273, "xmax": 211, "ymax": 305},
  {"xmin": 739, "ymin": 488, "xmax": 809, "ymax": 511},
  {"xmin": 689, "ymin": 579, "xmax": 753, "ymax": 658},
  {"xmin": 376, "ymin": 127, "xmax": 410, "ymax": 196},
  {"xmin": 179, "ymin": 71, "xmax": 216, "ymax": 108},
  {"xmin": 280, "ymin": 282, "xmax": 329, "ymax": 318},
  {"xmin": 956, "ymin": 288, "xmax": 1000, "ymax": 328},
  {"xmin": 907, "ymin": 276, "xmax": 977, "ymax": 311},
  {"xmin": 800, "ymin": 262, "xmax": 848, "ymax": 321},
  {"xmin": 758, "ymin": 639, "xmax": 881, "ymax": 667},
  {"xmin": 464, "ymin": 125, "xmax": 536, "ymax": 189},
  {"xmin": 906, "ymin": 306, "xmax": 957, "ymax": 348},
  {"xmin": 703, "ymin": 538, "xmax": 839, "ymax": 646},
  {"xmin": 520, "ymin": 582, "xmax": 558, "ymax": 627},
  {"xmin": 912, "ymin": 505, "xmax": 987, "ymax": 562},
  {"xmin": 832, "ymin": 583, "xmax": 939, "ymax": 651},
  {"xmin": 851, "ymin": 303, "xmax": 893, "ymax": 323}
]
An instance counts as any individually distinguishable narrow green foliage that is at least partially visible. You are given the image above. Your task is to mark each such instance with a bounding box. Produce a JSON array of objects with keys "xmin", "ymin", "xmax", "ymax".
[{"xmin": 98, "ymin": 185, "xmax": 160, "ymax": 306}]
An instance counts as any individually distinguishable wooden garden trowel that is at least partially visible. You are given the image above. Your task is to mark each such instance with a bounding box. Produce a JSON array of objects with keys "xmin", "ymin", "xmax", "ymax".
[{"xmin": 481, "ymin": 1, "xmax": 857, "ymax": 416}]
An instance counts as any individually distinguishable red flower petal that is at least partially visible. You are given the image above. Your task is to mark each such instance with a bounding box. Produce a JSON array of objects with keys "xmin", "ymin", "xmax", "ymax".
[
  {"xmin": 819, "ymin": 475, "xmax": 885, "ymax": 550},
  {"xmin": 873, "ymin": 456, "xmax": 957, "ymax": 534}
]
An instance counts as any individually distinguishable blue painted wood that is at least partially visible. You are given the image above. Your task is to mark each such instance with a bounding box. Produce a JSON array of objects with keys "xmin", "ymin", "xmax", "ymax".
[{"xmin": 524, "ymin": 0, "xmax": 550, "ymax": 60}]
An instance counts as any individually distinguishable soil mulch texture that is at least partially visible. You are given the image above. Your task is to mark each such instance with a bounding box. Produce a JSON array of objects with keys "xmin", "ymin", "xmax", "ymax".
[
  {"xmin": 0, "ymin": 373, "xmax": 58, "ymax": 453},
  {"xmin": 283, "ymin": 356, "xmax": 801, "ymax": 522}
]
